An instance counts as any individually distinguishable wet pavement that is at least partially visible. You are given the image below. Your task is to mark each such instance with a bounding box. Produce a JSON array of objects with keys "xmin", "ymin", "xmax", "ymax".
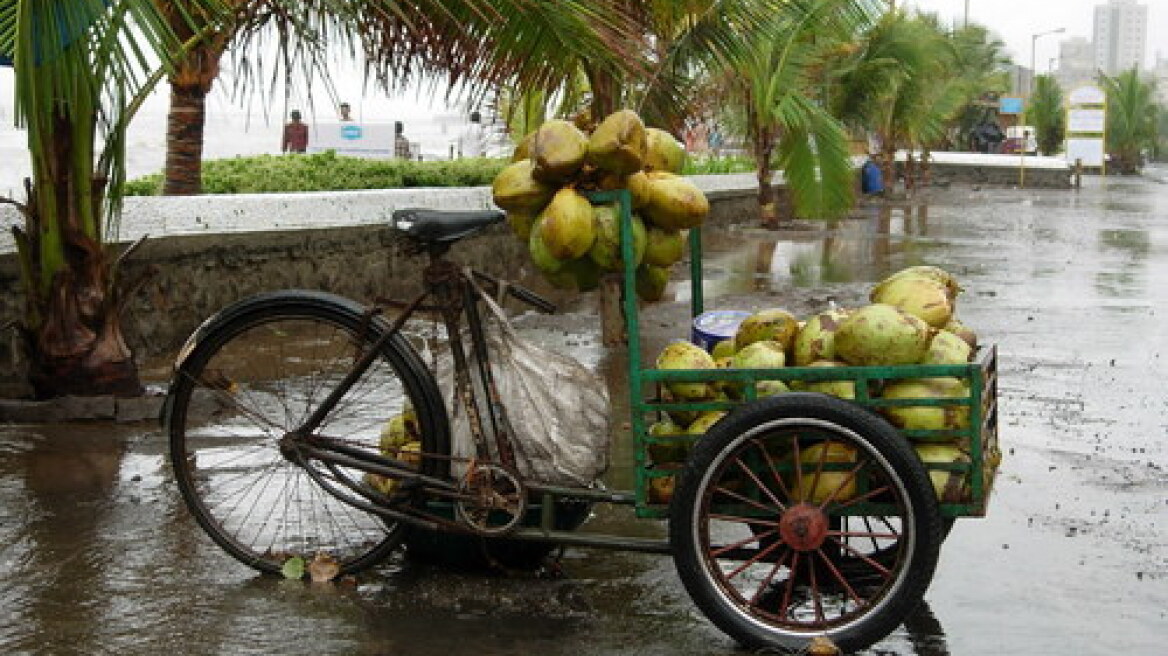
[{"xmin": 2, "ymin": 172, "xmax": 1166, "ymax": 655}]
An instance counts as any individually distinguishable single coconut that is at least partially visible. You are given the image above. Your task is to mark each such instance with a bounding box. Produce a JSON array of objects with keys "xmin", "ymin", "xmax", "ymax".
[
  {"xmin": 587, "ymin": 109, "xmax": 647, "ymax": 175},
  {"xmin": 870, "ymin": 275, "xmax": 954, "ymax": 328},
  {"xmin": 538, "ymin": 187, "xmax": 596, "ymax": 260},
  {"xmin": 710, "ymin": 338, "xmax": 736, "ymax": 360},
  {"xmin": 794, "ymin": 441, "xmax": 857, "ymax": 504},
  {"xmin": 661, "ymin": 388, "xmax": 698, "ymax": 427},
  {"xmin": 793, "ymin": 360, "xmax": 856, "ymax": 399},
  {"xmin": 656, "ymin": 340, "xmax": 716, "ymax": 401},
  {"xmin": 643, "ymin": 225, "xmax": 686, "ymax": 267},
  {"xmin": 647, "ymin": 418, "xmax": 689, "ymax": 464},
  {"xmin": 636, "ymin": 263, "xmax": 670, "ymax": 302},
  {"xmin": 834, "ymin": 304, "xmax": 934, "ymax": 366},
  {"xmin": 643, "ymin": 127, "xmax": 686, "ymax": 173},
  {"xmin": 734, "ymin": 308, "xmax": 800, "ymax": 353},
  {"xmin": 687, "ymin": 410, "xmax": 727, "ymax": 435},
  {"xmin": 491, "ymin": 159, "xmax": 555, "ymax": 212},
  {"xmin": 531, "ymin": 119, "xmax": 589, "ymax": 183},
  {"xmin": 944, "ymin": 316, "xmax": 978, "ymax": 350},
  {"xmin": 872, "ymin": 265, "xmax": 962, "ymax": 301},
  {"xmin": 792, "ymin": 308, "xmax": 850, "ymax": 366},
  {"xmin": 756, "ymin": 379, "xmax": 791, "ymax": 398},
  {"xmin": 732, "ymin": 340, "xmax": 788, "ymax": 398},
  {"xmin": 543, "ymin": 256, "xmax": 602, "ymax": 292},
  {"xmin": 880, "ymin": 377, "xmax": 971, "ymax": 436},
  {"xmin": 379, "ymin": 413, "xmax": 411, "ymax": 454},
  {"xmin": 589, "ymin": 203, "xmax": 647, "ymax": 271},
  {"xmin": 529, "ymin": 217, "xmax": 567, "ymax": 274},
  {"xmin": 511, "ymin": 131, "xmax": 536, "ymax": 161},
  {"xmin": 915, "ymin": 443, "xmax": 971, "ymax": 503},
  {"xmin": 922, "ymin": 329, "xmax": 973, "ymax": 365},
  {"xmin": 627, "ymin": 170, "xmax": 652, "ymax": 209},
  {"xmin": 642, "ymin": 174, "xmax": 709, "ymax": 230},
  {"xmin": 506, "ymin": 209, "xmax": 537, "ymax": 241}
]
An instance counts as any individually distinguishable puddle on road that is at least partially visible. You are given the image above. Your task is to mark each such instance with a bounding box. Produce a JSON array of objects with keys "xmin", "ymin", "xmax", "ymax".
[{"xmin": 4, "ymin": 181, "xmax": 1167, "ymax": 654}]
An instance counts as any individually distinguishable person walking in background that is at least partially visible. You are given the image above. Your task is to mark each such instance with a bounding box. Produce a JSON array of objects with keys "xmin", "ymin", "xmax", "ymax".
[
  {"xmin": 458, "ymin": 111, "xmax": 488, "ymax": 158},
  {"xmin": 282, "ymin": 110, "xmax": 308, "ymax": 153},
  {"xmin": 339, "ymin": 102, "xmax": 353, "ymax": 121},
  {"xmin": 394, "ymin": 121, "xmax": 412, "ymax": 159}
]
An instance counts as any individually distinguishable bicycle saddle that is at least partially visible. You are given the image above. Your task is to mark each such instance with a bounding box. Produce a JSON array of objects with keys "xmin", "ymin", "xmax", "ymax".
[{"xmin": 391, "ymin": 208, "xmax": 505, "ymax": 244}]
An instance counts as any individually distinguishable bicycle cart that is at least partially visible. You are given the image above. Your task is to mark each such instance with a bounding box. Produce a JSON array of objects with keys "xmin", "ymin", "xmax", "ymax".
[{"xmin": 162, "ymin": 189, "xmax": 1000, "ymax": 653}]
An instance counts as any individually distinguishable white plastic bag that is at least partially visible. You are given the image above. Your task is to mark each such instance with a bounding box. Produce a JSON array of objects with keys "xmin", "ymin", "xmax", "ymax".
[{"xmin": 441, "ymin": 284, "xmax": 610, "ymax": 487}]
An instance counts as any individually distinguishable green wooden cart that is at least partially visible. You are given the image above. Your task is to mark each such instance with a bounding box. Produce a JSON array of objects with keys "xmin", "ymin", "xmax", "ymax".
[{"xmin": 164, "ymin": 187, "xmax": 1000, "ymax": 654}]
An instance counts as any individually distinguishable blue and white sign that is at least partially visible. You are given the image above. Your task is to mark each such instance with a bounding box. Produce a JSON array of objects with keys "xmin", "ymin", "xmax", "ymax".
[
  {"xmin": 309, "ymin": 122, "xmax": 397, "ymax": 158},
  {"xmin": 999, "ymin": 97, "xmax": 1024, "ymax": 115}
]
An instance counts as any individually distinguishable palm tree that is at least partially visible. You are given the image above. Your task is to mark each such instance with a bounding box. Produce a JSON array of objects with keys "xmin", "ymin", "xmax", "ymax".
[
  {"xmin": 1026, "ymin": 74, "xmax": 1065, "ymax": 156},
  {"xmin": 1, "ymin": 0, "xmax": 226, "ymax": 398},
  {"xmin": 1100, "ymin": 68, "xmax": 1157, "ymax": 174},
  {"xmin": 944, "ymin": 22, "xmax": 1012, "ymax": 150},
  {"xmin": 720, "ymin": 0, "xmax": 872, "ymax": 226},
  {"xmin": 830, "ymin": 10, "xmax": 963, "ymax": 192},
  {"xmin": 157, "ymin": 0, "xmax": 642, "ymax": 195}
]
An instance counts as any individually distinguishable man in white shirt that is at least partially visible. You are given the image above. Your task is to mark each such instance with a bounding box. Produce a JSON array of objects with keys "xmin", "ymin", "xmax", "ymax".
[{"xmin": 458, "ymin": 111, "xmax": 489, "ymax": 158}]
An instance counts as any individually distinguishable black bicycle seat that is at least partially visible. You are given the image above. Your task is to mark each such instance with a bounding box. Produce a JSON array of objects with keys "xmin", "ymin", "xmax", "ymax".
[{"xmin": 391, "ymin": 208, "xmax": 505, "ymax": 245}]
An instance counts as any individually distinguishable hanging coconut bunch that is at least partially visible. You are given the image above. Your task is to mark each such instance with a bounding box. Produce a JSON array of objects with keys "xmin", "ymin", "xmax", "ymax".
[{"xmin": 491, "ymin": 109, "xmax": 707, "ymax": 298}]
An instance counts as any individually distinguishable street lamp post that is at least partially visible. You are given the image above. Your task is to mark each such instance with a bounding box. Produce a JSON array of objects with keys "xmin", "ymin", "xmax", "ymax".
[{"xmin": 1030, "ymin": 27, "xmax": 1066, "ymax": 96}]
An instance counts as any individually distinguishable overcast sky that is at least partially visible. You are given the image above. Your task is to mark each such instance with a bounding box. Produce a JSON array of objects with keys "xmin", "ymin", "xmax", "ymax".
[{"xmin": 907, "ymin": 0, "xmax": 1167, "ymax": 72}]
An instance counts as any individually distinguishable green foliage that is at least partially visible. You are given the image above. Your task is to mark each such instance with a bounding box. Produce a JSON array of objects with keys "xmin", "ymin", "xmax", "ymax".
[
  {"xmin": 1101, "ymin": 69, "xmax": 1158, "ymax": 173},
  {"xmin": 1026, "ymin": 75, "xmax": 1065, "ymax": 156},
  {"xmin": 681, "ymin": 155, "xmax": 756, "ymax": 175},
  {"xmin": 125, "ymin": 151, "xmax": 509, "ymax": 195}
]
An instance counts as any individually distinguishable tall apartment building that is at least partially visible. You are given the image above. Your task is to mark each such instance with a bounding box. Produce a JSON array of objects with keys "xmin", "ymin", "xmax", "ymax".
[
  {"xmin": 1093, "ymin": 0, "xmax": 1148, "ymax": 74},
  {"xmin": 1056, "ymin": 36, "xmax": 1096, "ymax": 89}
]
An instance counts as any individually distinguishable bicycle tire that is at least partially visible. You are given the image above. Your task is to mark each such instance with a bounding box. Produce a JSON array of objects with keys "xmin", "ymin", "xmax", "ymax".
[
  {"xmin": 164, "ymin": 290, "xmax": 449, "ymax": 577},
  {"xmin": 670, "ymin": 393, "xmax": 943, "ymax": 653}
]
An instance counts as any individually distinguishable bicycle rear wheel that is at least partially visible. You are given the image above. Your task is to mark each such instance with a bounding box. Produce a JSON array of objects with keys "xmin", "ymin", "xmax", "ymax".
[{"xmin": 164, "ymin": 290, "xmax": 448, "ymax": 576}]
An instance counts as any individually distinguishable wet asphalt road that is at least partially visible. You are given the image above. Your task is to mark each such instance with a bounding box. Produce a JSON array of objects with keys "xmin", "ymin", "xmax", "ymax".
[{"xmin": 1, "ymin": 172, "xmax": 1166, "ymax": 655}]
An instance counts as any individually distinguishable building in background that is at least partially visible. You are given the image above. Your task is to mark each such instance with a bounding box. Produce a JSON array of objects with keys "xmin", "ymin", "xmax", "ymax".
[
  {"xmin": 1056, "ymin": 36, "xmax": 1096, "ymax": 90},
  {"xmin": 1093, "ymin": 0, "xmax": 1147, "ymax": 75},
  {"xmin": 1153, "ymin": 54, "xmax": 1168, "ymax": 105}
]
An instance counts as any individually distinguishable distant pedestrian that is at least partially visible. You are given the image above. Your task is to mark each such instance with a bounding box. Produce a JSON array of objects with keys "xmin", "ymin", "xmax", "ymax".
[
  {"xmin": 282, "ymin": 110, "xmax": 308, "ymax": 153},
  {"xmin": 339, "ymin": 102, "xmax": 353, "ymax": 122},
  {"xmin": 394, "ymin": 121, "xmax": 412, "ymax": 159},
  {"xmin": 458, "ymin": 111, "xmax": 488, "ymax": 158},
  {"xmin": 707, "ymin": 122, "xmax": 724, "ymax": 156}
]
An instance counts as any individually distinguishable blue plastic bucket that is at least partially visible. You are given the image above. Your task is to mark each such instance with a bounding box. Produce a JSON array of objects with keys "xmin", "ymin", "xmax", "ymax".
[{"xmin": 692, "ymin": 310, "xmax": 751, "ymax": 352}]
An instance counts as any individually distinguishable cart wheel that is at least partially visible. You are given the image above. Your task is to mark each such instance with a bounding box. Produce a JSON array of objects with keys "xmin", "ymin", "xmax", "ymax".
[{"xmin": 670, "ymin": 393, "xmax": 943, "ymax": 653}]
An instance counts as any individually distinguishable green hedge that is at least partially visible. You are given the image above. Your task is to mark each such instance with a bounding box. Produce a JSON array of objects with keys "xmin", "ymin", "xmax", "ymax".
[
  {"xmin": 124, "ymin": 151, "xmax": 509, "ymax": 196},
  {"xmin": 123, "ymin": 151, "xmax": 755, "ymax": 196}
]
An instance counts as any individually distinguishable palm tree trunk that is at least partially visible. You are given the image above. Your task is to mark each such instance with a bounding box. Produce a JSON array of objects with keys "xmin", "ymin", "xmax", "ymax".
[
  {"xmin": 756, "ymin": 149, "xmax": 777, "ymax": 229},
  {"xmin": 24, "ymin": 128, "xmax": 142, "ymax": 399},
  {"xmin": 163, "ymin": 84, "xmax": 208, "ymax": 196}
]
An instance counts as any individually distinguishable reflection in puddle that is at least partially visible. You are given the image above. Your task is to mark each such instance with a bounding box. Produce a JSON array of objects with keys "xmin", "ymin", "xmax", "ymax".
[{"xmin": 694, "ymin": 203, "xmax": 938, "ymax": 299}]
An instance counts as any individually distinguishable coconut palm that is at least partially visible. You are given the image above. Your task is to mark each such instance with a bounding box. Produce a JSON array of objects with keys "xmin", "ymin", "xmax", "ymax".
[
  {"xmin": 716, "ymin": 0, "xmax": 874, "ymax": 226},
  {"xmin": 830, "ymin": 10, "xmax": 965, "ymax": 192},
  {"xmin": 1, "ymin": 0, "xmax": 227, "ymax": 397},
  {"xmin": 1026, "ymin": 74, "xmax": 1065, "ymax": 156},
  {"xmin": 1100, "ymin": 68, "xmax": 1157, "ymax": 174},
  {"xmin": 157, "ymin": 0, "xmax": 641, "ymax": 195}
]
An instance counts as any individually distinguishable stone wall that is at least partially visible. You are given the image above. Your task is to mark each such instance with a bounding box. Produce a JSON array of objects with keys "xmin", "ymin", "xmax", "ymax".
[{"xmin": 903, "ymin": 161, "xmax": 1073, "ymax": 189}]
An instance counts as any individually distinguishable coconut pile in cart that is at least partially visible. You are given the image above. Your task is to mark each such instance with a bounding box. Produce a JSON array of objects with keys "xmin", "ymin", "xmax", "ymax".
[{"xmin": 650, "ymin": 265, "xmax": 981, "ymax": 504}]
